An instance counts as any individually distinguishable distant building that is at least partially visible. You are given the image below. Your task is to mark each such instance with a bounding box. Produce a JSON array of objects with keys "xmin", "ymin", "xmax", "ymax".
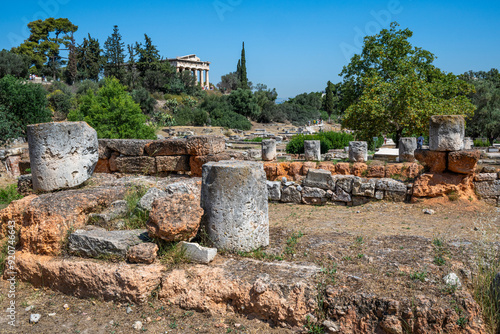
[{"xmin": 167, "ymin": 54, "xmax": 210, "ymax": 87}]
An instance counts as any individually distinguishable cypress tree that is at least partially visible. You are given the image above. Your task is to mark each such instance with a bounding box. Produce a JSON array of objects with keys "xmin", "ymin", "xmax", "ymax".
[
  {"xmin": 103, "ymin": 25, "xmax": 126, "ymax": 82},
  {"xmin": 325, "ymin": 81, "xmax": 334, "ymax": 122},
  {"xmin": 239, "ymin": 42, "xmax": 249, "ymax": 89}
]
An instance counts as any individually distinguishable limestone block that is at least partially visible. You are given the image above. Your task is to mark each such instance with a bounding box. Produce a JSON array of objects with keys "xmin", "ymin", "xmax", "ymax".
[
  {"xmin": 429, "ymin": 115, "xmax": 465, "ymax": 151},
  {"xmin": 352, "ymin": 177, "xmax": 376, "ymax": 197},
  {"xmin": 5, "ymin": 155, "xmax": 21, "ymax": 177},
  {"xmin": 138, "ymin": 187, "xmax": 167, "ymax": 211},
  {"xmin": 399, "ymin": 137, "xmax": 417, "ymax": 162},
  {"xmin": 335, "ymin": 162, "xmax": 351, "ymax": 175},
  {"xmin": 186, "ymin": 136, "xmax": 226, "ymax": 156},
  {"xmin": 179, "ymin": 241, "xmax": 217, "ymax": 264},
  {"xmin": 68, "ymin": 227, "xmax": 148, "ymax": 258},
  {"xmin": 266, "ymin": 181, "xmax": 281, "ymax": 201},
  {"xmin": 384, "ymin": 191, "xmax": 406, "ymax": 202},
  {"xmin": 261, "ymin": 139, "xmax": 277, "ymax": 161},
  {"xmin": 304, "ymin": 140, "xmax": 321, "ymax": 161},
  {"xmin": 349, "ymin": 141, "xmax": 368, "ymax": 163},
  {"xmin": 127, "ymin": 242, "xmax": 158, "ymax": 264},
  {"xmin": 201, "ymin": 160, "xmax": 269, "ymax": 252},
  {"xmin": 27, "ymin": 122, "xmax": 98, "ymax": 192},
  {"xmin": 88, "ymin": 200, "xmax": 128, "ymax": 225},
  {"xmin": 333, "ymin": 175, "xmax": 355, "ymax": 193},
  {"xmin": 144, "ymin": 139, "xmax": 188, "ymax": 156},
  {"xmin": 464, "ymin": 137, "xmax": 474, "ymax": 150},
  {"xmin": 115, "ymin": 156, "xmax": 156, "ymax": 174},
  {"xmin": 189, "ymin": 152, "xmax": 245, "ymax": 177},
  {"xmin": 302, "ymin": 169, "xmax": 334, "ymax": 190},
  {"xmin": 301, "ymin": 187, "xmax": 327, "ymax": 205},
  {"xmin": 99, "ymin": 139, "xmax": 153, "ymax": 158},
  {"xmin": 482, "ymin": 166, "xmax": 497, "ymax": 173},
  {"xmin": 474, "ymin": 173, "xmax": 498, "ymax": 182},
  {"xmin": 414, "ymin": 149, "xmax": 447, "ymax": 173},
  {"xmin": 94, "ymin": 159, "xmax": 111, "ymax": 173},
  {"xmin": 447, "ymin": 150, "xmax": 480, "ymax": 174},
  {"xmin": 352, "ymin": 196, "xmax": 371, "ymax": 206},
  {"xmin": 281, "ymin": 186, "xmax": 302, "ymax": 203},
  {"xmin": 17, "ymin": 174, "xmax": 33, "ymax": 196},
  {"xmin": 375, "ymin": 178, "xmax": 407, "ymax": 193},
  {"xmin": 156, "ymin": 155, "xmax": 190, "ymax": 172},
  {"xmin": 331, "ymin": 187, "xmax": 351, "ymax": 202},
  {"xmin": 375, "ymin": 190, "xmax": 384, "ymax": 200},
  {"xmin": 163, "ymin": 178, "xmax": 202, "ymax": 197},
  {"xmin": 474, "ymin": 180, "xmax": 500, "ymax": 198}
]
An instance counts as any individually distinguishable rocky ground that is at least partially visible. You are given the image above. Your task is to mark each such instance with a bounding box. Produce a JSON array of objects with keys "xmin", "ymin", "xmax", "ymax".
[{"xmin": 1, "ymin": 186, "xmax": 499, "ymax": 333}]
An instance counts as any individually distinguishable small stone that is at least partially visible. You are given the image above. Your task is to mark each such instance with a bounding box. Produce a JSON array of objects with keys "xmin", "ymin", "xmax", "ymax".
[
  {"xmin": 423, "ymin": 209, "xmax": 435, "ymax": 215},
  {"xmin": 179, "ymin": 241, "xmax": 217, "ymax": 264},
  {"xmin": 109, "ymin": 320, "xmax": 114, "ymax": 325},
  {"xmin": 63, "ymin": 304, "xmax": 69, "ymax": 310},
  {"xmin": 25, "ymin": 305, "xmax": 34, "ymax": 312},
  {"xmin": 30, "ymin": 313, "xmax": 41, "ymax": 324},
  {"xmin": 235, "ymin": 323, "xmax": 241, "ymax": 328},
  {"xmin": 146, "ymin": 317, "xmax": 151, "ymax": 323},
  {"xmin": 127, "ymin": 242, "xmax": 158, "ymax": 264},
  {"xmin": 132, "ymin": 321, "xmax": 143, "ymax": 330},
  {"xmin": 296, "ymin": 185, "xmax": 303, "ymax": 192},
  {"xmin": 306, "ymin": 313, "xmax": 317, "ymax": 323},
  {"xmin": 126, "ymin": 306, "xmax": 133, "ymax": 314},
  {"xmin": 48, "ymin": 313, "xmax": 56, "ymax": 317},
  {"xmin": 443, "ymin": 273, "xmax": 461, "ymax": 288},
  {"xmin": 281, "ymin": 177, "xmax": 287, "ymax": 184},
  {"xmin": 323, "ymin": 320, "xmax": 340, "ymax": 333}
]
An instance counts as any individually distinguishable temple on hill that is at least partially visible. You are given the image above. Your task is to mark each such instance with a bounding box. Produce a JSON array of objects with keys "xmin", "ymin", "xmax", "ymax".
[{"xmin": 167, "ymin": 55, "xmax": 210, "ymax": 88}]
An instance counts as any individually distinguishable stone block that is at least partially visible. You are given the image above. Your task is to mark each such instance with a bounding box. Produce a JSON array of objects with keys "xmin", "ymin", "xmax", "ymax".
[
  {"xmin": 68, "ymin": 227, "xmax": 148, "ymax": 258},
  {"xmin": 474, "ymin": 180, "xmax": 500, "ymax": 198},
  {"xmin": 331, "ymin": 187, "xmax": 351, "ymax": 202},
  {"xmin": 333, "ymin": 175, "xmax": 355, "ymax": 193},
  {"xmin": 201, "ymin": 161, "xmax": 269, "ymax": 252},
  {"xmin": 186, "ymin": 136, "xmax": 226, "ymax": 156},
  {"xmin": 352, "ymin": 196, "xmax": 371, "ymax": 206},
  {"xmin": 190, "ymin": 152, "xmax": 245, "ymax": 177},
  {"xmin": 399, "ymin": 137, "xmax": 417, "ymax": 162},
  {"xmin": 464, "ymin": 137, "xmax": 474, "ymax": 150},
  {"xmin": 99, "ymin": 139, "xmax": 153, "ymax": 158},
  {"xmin": 144, "ymin": 139, "xmax": 188, "ymax": 156},
  {"xmin": 384, "ymin": 191, "xmax": 406, "ymax": 202},
  {"xmin": 156, "ymin": 155, "xmax": 190, "ymax": 172},
  {"xmin": 481, "ymin": 166, "xmax": 497, "ymax": 173},
  {"xmin": 179, "ymin": 241, "xmax": 217, "ymax": 264},
  {"xmin": 115, "ymin": 156, "xmax": 156, "ymax": 174},
  {"xmin": 94, "ymin": 159, "xmax": 111, "ymax": 173},
  {"xmin": 127, "ymin": 242, "xmax": 158, "ymax": 264},
  {"xmin": 266, "ymin": 181, "xmax": 281, "ymax": 201},
  {"xmin": 88, "ymin": 200, "xmax": 128, "ymax": 225},
  {"xmin": 109, "ymin": 152, "xmax": 119, "ymax": 172},
  {"xmin": 474, "ymin": 173, "xmax": 498, "ymax": 182},
  {"xmin": 335, "ymin": 162, "xmax": 351, "ymax": 175},
  {"xmin": 349, "ymin": 141, "xmax": 368, "ymax": 163},
  {"xmin": 448, "ymin": 150, "xmax": 480, "ymax": 174},
  {"xmin": 261, "ymin": 139, "xmax": 277, "ymax": 161},
  {"xmin": 302, "ymin": 169, "xmax": 334, "ymax": 190},
  {"xmin": 138, "ymin": 187, "xmax": 167, "ymax": 211},
  {"xmin": 414, "ymin": 149, "xmax": 447, "ymax": 173},
  {"xmin": 367, "ymin": 165, "xmax": 385, "ymax": 178},
  {"xmin": 352, "ymin": 177, "xmax": 376, "ymax": 197},
  {"xmin": 429, "ymin": 115, "xmax": 465, "ymax": 151},
  {"xmin": 27, "ymin": 122, "xmax": 98, "ymax": 192},
  {"xmin": 17, "ymin": 174, "xmax": 33, "ymax": 196},
  {"xmin": 375, "ymin": 178, "xmax": 407, "ymax": 192},
  {"xmin": 281, "ymin": 186, "xmax": 302, "ymax": 203},
  {"xmin": 375, "ymin": 190, "xmax": 384, "ymax": 200},
  {"xmin": 304, "ymin": 140, "xmax": 321, "ymax": 161},
  {"xmin": 302, "ymin": 187, "xmax": 327, "ymax": 205}
]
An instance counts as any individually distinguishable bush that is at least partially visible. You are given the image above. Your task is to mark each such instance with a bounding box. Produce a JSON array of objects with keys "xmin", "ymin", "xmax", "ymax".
[
  {"xmin": 68, "ymin": 77, "xmax": 156, "ymax": 139},
  {"xmin": 474, "ymin": 139, "xmax": 490, "ymax": 147},
  {"xmin": 131, "ymin": 87, "xmax": 157, "ymax": 114},
  {"xmin": 286, "ymin": 131, "xmax": 354, "ymax": 154},
  {"xmin": 0, "ymin": 184, "xmax": 23, "ymax": 207},
  {"xmin": 173, "ymin": 106, "xmax": 208, "ymax": 126}
]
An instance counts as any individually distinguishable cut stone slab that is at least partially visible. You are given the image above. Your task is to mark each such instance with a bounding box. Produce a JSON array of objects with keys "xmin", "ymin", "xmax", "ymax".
[
  {"xmin": 189, "ymin": 152, "xmax": 246, "ymax": 177},
  {"xmin": 98, "ymin": 139, "xmax": 153, "ymax": 158},
  {"xmin": 474, "ymin": 180, "xmax": 500, "ymax": 198},
  {"xmin": 281, "ymin": 186, "xmax": 302, "ymax": 203},
  {"xmin": 304, "ymin": 140, "xmax": 321, "ymax": 161},
  {"xmin": 349, "ymin": 141, "xmax": 368, "ymax": 163},
  {"xmin": 87, "ymin": 200, "xmax": 128, "ymax": 225},
  {"xmin": 448, "ymin": 150, "xmax": 480, "ymax": 174},
  {"xmin": 201, "ymin": 160, "xmax": 269, "ymax": 252},
  {"xmin": 352, "ymin": 177, "xmax": 376, "ymax": 197},
  {"xmin": 27, "ymin": 122, "xmax": 98, "ymax": 192},
  {"xmin": 261, "ymin": 139, "xmax": 277, "ymax": 161},
  {"xmin": 186, "ymin": 135, "xmax": 226, "ymax": 156},
  {"xmin": 138, "ymin": 187, "xmax": 167, "ymax": 211},
  {"xmin": 333, "ymin": 175, "xmax": 355, "ymax": 193},
  {"xmin": 144, "ymin": 138, "xmax": 188, "ymax": 156},
  {"xmin": 179, "ymin": 241, "xmax": 217, "ymax": 264},
  {"xmin": 266, "ymin": 181, "xmax": 281, "ymax": 201},
  {"xmin": 474, "ymin": 173, "xmax": 498, "ymax": 182},
  {"xmin": 375, "ymin": 178, "xmax": 407, "ymax": 193},
  {"xmin": 115, "ymin": 156, "xmax": 156, "ymax": 175},
  {"xmin": 302, "ymin": 169, "xmax": 334, "ymax": 190},
  {"xmin": 399, "ymin": 137, "xmax": 417, "ymax": 162},
  {"xmin": 68, "ymin": 227, "xmax": 148, "ymax": 258},
  {"xmin": 127, "ymin": 242, "xmax": 158, "ymax": 264},
  {"xmin": 384, "ymin": 191, "xmax": 406, "ymax": 202},
  {"xmin": 414, "ymin": 149, "xmax": 447, "ymax": 173},
  {"xmin": 301, "ymin": 187, "xmax": 327, "ymax": 205},
  {"xmin": 331, "ymin": 187, "xmax": 351, "ymax": 202},
  {"xmin": 429, "ymin": 115, "xmax": 465, "ymax": 151},
  {"xmin": 156, "ymin": 155, "xmax": 190, "ymax": 172}
]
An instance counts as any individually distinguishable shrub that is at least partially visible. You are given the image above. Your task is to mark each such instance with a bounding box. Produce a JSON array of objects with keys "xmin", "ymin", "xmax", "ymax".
[
  {"xmin": 286, "ymin": 131, "xmax": 354, "ymax": 154},
  {"xmin": 131, "ymin": 87, "xmax": 157, "ymax": 114},
  {"xmin": 474, "ymin": 139, "xmax": 490, "ymax": 147},
  {"xmin": 173, "ymin": 106, "xmax": 208, "ymax": 126},
  {"xmin": 0, "ymin": 184, "xmax": 23, "ymax": 208}
]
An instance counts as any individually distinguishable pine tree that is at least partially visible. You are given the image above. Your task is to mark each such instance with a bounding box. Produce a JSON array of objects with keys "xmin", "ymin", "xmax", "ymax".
[
  {"xmin": 103, "ymin": 25, "xmax": 125, "ymax": 81},
  {"xmin": 76, "ymin": 34, "xmax": 102, "ymax": 82},
  {"xmin": 239, "ymin": 42, "xmax": 249, "ymax": 89},
  {"xmin": 64, "ymin": 33, "xmax": 77, "ymax": 85}
]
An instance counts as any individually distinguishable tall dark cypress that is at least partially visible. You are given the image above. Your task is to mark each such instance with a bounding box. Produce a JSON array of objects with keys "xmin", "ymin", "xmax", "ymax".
[{"xmin": 239, "ymin": 42, "xmax": 248, "ymax": 89}]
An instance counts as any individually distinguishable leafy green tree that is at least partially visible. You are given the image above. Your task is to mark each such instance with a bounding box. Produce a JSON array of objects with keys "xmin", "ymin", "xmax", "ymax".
[
  {"xmin": 0, "ymin": 50, "xmax": 30, "ymax": 78},
  {"xmin": 125, "ymin": 44, "xmax": 139, "ymax": 89},
  {"xmin": 217, "ymin": 72, "xmax": 239, "ymax": 93},
  {"xmin": 340, "ymin": 22, "xmax": 475, "ymax": 145},
  {"xmin": 103, "ymin": 25, "xmax": 126, "ymax": 81},
  {"xmin": 461, "ymin": 69, "xmax": 500, "ymax": 144},
  {"xmin": 76, "ymin": 34, "xmax": 102, "ymax": 82},
  {"xmin": 0, "ymin": 75, "xmax": 51, "ymax": 143},
  {"xmin": 131, "ymin": 87, "xmax": 157, "ymax": 114},
  {"xmin": 287, "ymin": 92, "xmax": 323, "ymax": 110},
  {"xmin": 63, "ymin": 34, "xmax": 77, "ymax": 84},
  {"xmin": 253, "ymin": 83, "xmax": 278, "ymax": 123},
  {"xmin": 228, "ymin": 88, "xmax": 260, "ymax": 120},
  {"xmin": 198, "ymin": 95, "xmax": 252, "ymax": 130},
  {"xmin": 68, "ymin": 77, "xmax": 155, "ymax": 139},
  {"xmin": 12, "ymin": 18, "xmax": 78, "ymax": 78},
  {"xmin": 46, "ymin": 81, "xmax": 75, "ymax": 120}
]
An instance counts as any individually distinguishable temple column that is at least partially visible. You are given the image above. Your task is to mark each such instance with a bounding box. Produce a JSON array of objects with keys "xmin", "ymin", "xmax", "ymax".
[
  {"xmin": 176, "ymin": 67, "xmax": 180, "ymax": 73},
  {"xmin": 205, "ymin": 70, "xmax": 209, "ymax": 88},
  {"xmin": 199, "ymin": 69, "xmax": 204, "ymax": 87}
]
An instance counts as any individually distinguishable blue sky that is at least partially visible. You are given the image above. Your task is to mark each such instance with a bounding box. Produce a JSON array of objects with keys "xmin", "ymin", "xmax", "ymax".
[{"xmin": 1, "ymin": 0, "xmax": 499, "ymax": 99}]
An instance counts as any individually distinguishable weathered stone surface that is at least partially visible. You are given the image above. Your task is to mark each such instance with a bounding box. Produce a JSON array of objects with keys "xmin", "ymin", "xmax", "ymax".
[
  {"xmin": 375, "ymin": 190, "xmax": 384, "ymax": 200},
  {"xmin": 147, "ymin": 193, "xmax": 203, "ymax": 242},
  {"xmin": 186, "ymin": 136, "xmax": 226, "ymax": 156},
  {"xmin": 19, "ymin": 186, "xmax": 127, "ymax": 255},
  {"xmin": 352, "ymin": 177, "xmax": 376, "ymax": 197},
  {"xmin": 334, "ymin": 175, "xmax": 355, "ymax": 193},
  {"xmin": 335, "ymin": 163, "xmax": 351, "ymax": 175},
  {"xmin": 448, "ymin": 150, "xmax": 480, "ymax": 174},
  {"xmin": 94, "ymin": 158, "xmax": 111, "ymax": 173},
  {"xmin": 69, "ymin": 227, "xmax": 148, "ymax": 258},
  {"xmin": 189, "ymin": 152, "xmax": 245, "ymax": 177},
  {"xmin": 412, "ymin": 173, "xmax": 474, "ymax": 198},
  {"xmin": 27, "ymin": 122, "xmax": 98, "ymax": 192},
  {"xmin": 399, "ymin": 137, "xmax": 417, "ymax": 162},
  {"xmin": 266, "ymin": 181, "xmax": 281, "ymax": 201},
  {"xmin": 99, "ymin": 139, "xmax": 153, "ymax": 158},
  {"xmin": 474, "ymin": 173, "xmax": 498, "ymax": 182},
  {"xmin": 5, "ymin": 155, "xmax": 21, "ymax": 177},
  {"xmin": 384, "ymin": 191, "xmax": 406, "ymax": 202},
  {"xmin": 109, "ymin": 152, "xmax": 119, "ymax": 172},
  {"xmin": 352, "ymin": 162, "xmax": 367, "ymax": 177},
  {"xmin": 127, "ymin": 242, "xmax": 158, "ymax": 264},
  {"xmin": 331, "ymin": 187, "xmax": 351, "ymax": 202},
  {"xmin": 474, "ymin": 180, "xmax": 500, "ymax": 198},
  {"xmin": 302, "ymin": 187, "xmax": 327, "ymax": 205},
  {"xmin": 464, "ymin": 137, "xmax": 474, "ymax": 150},
  {"xmin": 302, "ymin": 169, "xmax": 334, "ymax": 190},
  {"xmin": 429, "ymin": 115, "xmax": 465, "ymax": 151},
  {"xmin": 115, "ymin": 156, "xmax": 156, "ymax": 174},
  {"xmin": 156, "ymin": 155, "xmax": 190, "ymax": 172},
  {"xmin": 138, "ymin": 187, "xmax": 167, "ymax": 211},
  {"xmin": 481, "ymin": 166, "xmax": 497, "ymax": 173},
  {"xmin": 0, "ymin": 195, "xmax": 37, "ymax": 239},
  {"xmin": 261, "ymin": 139, "xmax": 277, "ymax": 161},
  {"xmin": 163, "ymin": 178, "xmax": 202, "ymax": 197},
  {"xmin": 281, "ymin": 186, "xmax": 302, "ymax": 203},
  {"xmin": 352, "ymin": 196, "xmax": 371, "ymax": 206},
  {"xmin": 304, "ymin": 140, "xmax": 321, "ymax": 161},
  {"xmin": 201, "ymin": 161, "xmax": 269, "ymax": 252},
  {"xmin": 88, "ymin": 200, "xmax": 128, "ymax": 225},
  {"xmin": 159, "ymin": 258, "xmax": 320, "ymax": 326},
  {"xmin": 17, "ymin": 174, "xmax": 33, "ymax": 196},
  {"xmin": 179, "ymin": 241, "xmax": 217, "ymax": 264},
  {"xmin": 414, "ymin": 149, "xmax": 447, "ymax": 173},
  {"xmin": 349, "ymin": 141, "xmax": 368, "ymax": 163},
  {"xmin": 144, "ymin": 139, "xmax": 188, "ymax": 156},
  {"xmin": 375, "ymin": 178, "xmax": 407, "ymax": 193},
  {"xmin": 15, "ymin": 252, "xmax": 163, "ymax": 303}
]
